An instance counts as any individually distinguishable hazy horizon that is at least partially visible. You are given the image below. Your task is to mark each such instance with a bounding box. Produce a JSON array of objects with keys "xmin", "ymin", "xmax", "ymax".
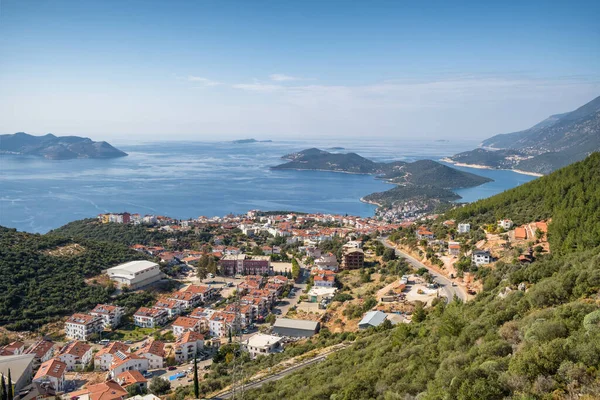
[{"xmin": 1, "ymin": 1, "xmax": 599, "ymax": 142}]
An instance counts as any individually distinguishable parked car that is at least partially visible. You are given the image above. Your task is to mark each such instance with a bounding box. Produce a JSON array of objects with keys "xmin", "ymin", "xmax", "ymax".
[{"xmin": 168, "ymin": 366, "xmax": 177, "ymax": 371}]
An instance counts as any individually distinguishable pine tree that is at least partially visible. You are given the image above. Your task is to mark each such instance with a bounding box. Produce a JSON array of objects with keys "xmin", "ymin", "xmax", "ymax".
[
  {"xmin": 6, "ymin": 370, "xmax": 12, "ymax": 400},
  {"xmin": 193, "ymin": 355, "xmax": 199, "ymax": 399}
]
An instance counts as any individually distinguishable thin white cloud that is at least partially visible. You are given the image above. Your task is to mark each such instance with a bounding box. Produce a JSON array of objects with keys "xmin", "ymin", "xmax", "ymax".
[
  {"xmin": 187, "ymin": 76, "xmax": 221, "ymax": 86},
  {"xmin": 269, "ymin": 74, "xmax": 305, "ymax": 82}
]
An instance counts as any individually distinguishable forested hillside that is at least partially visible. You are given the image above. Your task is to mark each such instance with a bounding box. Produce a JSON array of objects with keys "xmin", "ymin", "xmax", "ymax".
[
  {"xmin": 0, "ymin": 227, "xmax": 148, "ymax": 330},
  {"xmin": 51, "ymin": 218, "xmax": 214, "ymax": 247},
  {"xmin": 248, "ymin": 153, "xmax": 600, "ymax": 399},
  {"xmin": 447, "ymin": 152, "xmax": 600, "ymax": 254}
]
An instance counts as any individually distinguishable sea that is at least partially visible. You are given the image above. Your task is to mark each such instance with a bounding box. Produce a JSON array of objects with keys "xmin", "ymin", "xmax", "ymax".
[{"xmin": 0, "ymin": 139, "xmax": 536, "ymax": 233}]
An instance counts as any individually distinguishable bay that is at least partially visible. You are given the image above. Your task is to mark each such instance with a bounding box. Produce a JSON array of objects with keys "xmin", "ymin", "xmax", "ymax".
[{"xmin": 0, "ymin": 139, "xmax": 536, "ymax": 233}]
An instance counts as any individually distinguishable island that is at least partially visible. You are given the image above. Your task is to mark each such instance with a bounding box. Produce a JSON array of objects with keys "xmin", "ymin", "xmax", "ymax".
[
  {"xmin": 0, "ymin": 132, "xmax": 128, "ymax": 160},
  {"xmin": 272, "ymin": 148, "xmax": 493, "ymax": 215},
  {"xmin": 231, "ymin": 138, "xmax": 273, "ymax": 144},
  {"xmin": 445, "ymin": 95, "xmax": 600, "ymax": 175}
]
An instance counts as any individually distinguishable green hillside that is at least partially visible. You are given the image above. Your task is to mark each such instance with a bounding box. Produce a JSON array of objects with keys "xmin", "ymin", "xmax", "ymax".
[
  {"xmin": 247, "ymin": 153, "xmax": 600, "ymax": 399},
  {"xmin": 0, "ymin": 227, "xmax": 150, "ymax": 330},
  {"xmin": 447, "ymin": 152, "xmax": 600, "ymax": 254}
]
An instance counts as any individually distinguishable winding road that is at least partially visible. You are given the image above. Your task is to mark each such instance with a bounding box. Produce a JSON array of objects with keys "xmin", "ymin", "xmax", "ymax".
[{"xmin": 379, "ymin": 237, "xmax": 467, "ymax": 303}]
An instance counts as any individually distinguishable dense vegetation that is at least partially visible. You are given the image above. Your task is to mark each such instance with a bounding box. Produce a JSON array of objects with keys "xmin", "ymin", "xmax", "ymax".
[
  {"xmin": 247, "ymin": 153, "xmax": 600, "ymax": 399},
  {"xmin": 363, "ymin": 185, "xmax": 460, "ymax": 207},
  {"xmin": 448, "ymin": 152, "xmax": 600, "ymax": 254},
  {"xmin": 51, "ymin": 218, "xmax": 214, "ymax": 248},
  {"xmin": 0, "ymin": 227, "xmax": 146, "ymax": 330},
  {"xmin": 379, "ymin": 159, "xmax": 492, "ymax": 188}
]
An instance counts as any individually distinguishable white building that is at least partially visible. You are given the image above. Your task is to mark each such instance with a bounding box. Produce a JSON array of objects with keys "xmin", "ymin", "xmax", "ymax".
[
  {"xmin": 172, "ymin": 316, "xmax": 203, "ymax": 337},
  {"xmin": 33, "ymin": 359, "xmax": 66, "ymax": 392},
  {"xmin": 57, "ymin": 341, "xmax": 93, "ymax": 371},
  {"xmin": 90, "ymin": 304, "xmax": 125, "ymax": 329},
  {"xmin": 65, "ymin": 313, "xmax": 104, "ymax": 341},
  {"xmin": 244, "ymin": 333, "xmax": 283, "ymax": 358},
  {"xmin": 135, "ymin": 340, "xmax": 164, "ymax": 370},
  {"xmin": 109, "ymin": 353, "xmax": 149, "ymax": 379},
  {"xmin": 472, "ymin": 250, "xmax": 492, "ymax": 265},
  {"xmin": 133, "ymin": 307, "xmax": 169, "ymax": 328},
  {"xmin": 314, "ymin": 253, "xmax": 339, "ymax": 271},
  {"xmin": 498, "ymin": 219, "xmax": 513, "ymax": 230},
  {"xmin": 174, "ymin": 332, "xmax": 205, "ymax": 363},
  {"xmin": 457, "ymin": 223, "xmax": 471, "ymax": 234},
  {"xmin": 25, "ymin": 340, "xmax": 55, "ymax": 364},
  {"xmin": 94, "ymin": 342, "xmax": 131, "ymax": 371},
  {"xmin": 106, "ymin": 260, "xmax": 162, "ymax": 289}
]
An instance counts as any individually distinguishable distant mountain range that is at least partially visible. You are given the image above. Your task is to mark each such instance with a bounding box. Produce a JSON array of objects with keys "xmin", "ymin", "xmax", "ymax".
[
  {"xmin": 0, "ymin": 132, "xmax": 127, "ymax": 160},
  {"xmin": 446, "ymin": 95, "xmax": 600, "ymax": 174},
  {"xmin": 273, "ymin": 148, "xmax": 492, "ymax": 208}
]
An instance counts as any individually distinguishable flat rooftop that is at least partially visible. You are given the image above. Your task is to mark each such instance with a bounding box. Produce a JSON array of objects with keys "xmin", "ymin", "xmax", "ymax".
[
  {"xmin": 272, "ymin": 318, "xmax": 319, "ymax": 331},
  {"xmin": 107, "ymin": 260, "xmax": 159, "ymax": 273}
]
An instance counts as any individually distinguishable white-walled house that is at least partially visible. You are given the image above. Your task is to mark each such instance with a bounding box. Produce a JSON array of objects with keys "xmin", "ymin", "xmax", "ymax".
[
  {"xmin": 135, "ymin": 340, "xmax": 165, "ymax": 370},
  {"xmin": 65, "ymin": 313, "xmax": 104, "ymax": 341},
  {"xmin": 90, "ymin": 304, "xmax": 125, "ymax": 329},
  {"xmin": 472, "ymin": 250, "xmax": 492, "ymax": 265},
  {"xmin": 174, "ymin": 332, "xmax": 205, "ymax": 363},
  {"xmin": 33, "ymin": 359, "xmax": 66, "ymax": 392},
  {"xmin": 458, "ymin": 223, "xmax": 471, "ymax": 234},
  {"xmin": 109, "ymin": 353, "xmax": 149, "ymax": 379},
  {"xmin": 244, "ymin": 333, "xmax": 283, "ymax": 358},
  {"xmin": 133, "ymin": 307, "xmax": 169, "ymax": 328},
  {"xmin": 57, "ymin": 341, "xmax": 93, "ymax": 371},
  {"xmin": 94, "ymin": 342, "xmax": 131, "ymax": 371}
]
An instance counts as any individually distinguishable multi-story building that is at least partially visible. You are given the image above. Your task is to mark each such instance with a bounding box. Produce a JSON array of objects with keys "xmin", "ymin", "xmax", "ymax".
[
  {"xmin": 208, "ymin": 312, "xmax": 238, "ymax": 337},
  {"xmin": 314, "ymin": 253, "xmax": 339, "ymax": 271},
  {"xmin": 0, "ymin": 341, "xmax": 25, "ymax": 356},
  {"xmin": 135, "ymin": 340, "xmax": 164, "ymax": 370},
  {"xmin": 109, "ymin": 353, "xmax": 149, "ymax": 379},
  {"xmin": 153, "ymin": 299, "xmax": 183, "ymax": 318},
  {"xmin": 167, "ymin": 291, "xmax": 202, "ymax": 310},
  {"xmin": 33, "ymin": 359, "xmax": 66, "ymax": 392},
  {"xmin": 457, "ymin": 223, "xmax": 471, "ymax": 234},
  {"xmin": 448, "ymin": 241, "xmax": 461, "ymax": 257},
  {"xmin": 182, "ymin": 285, "xmax": 218, "ymax": 303},
  {"xmin": 174, "ymin": 332, "xmax": 205, "ymax": 363},
  {"xmin": 57, "ymin": 341, "xmax": 93, "ymax": 371},
  {"xmin": 90, "ymin": 304, "xmax": 125, "ymax": 329},
  {"xmin": 133, "ymin": 307, "xmax": 169, "ymax": 328},
  {"xmin": 472, "ymin": 250, "xmax": 492, "ymax": 265},
  {"xmin": 340, "ymin": 248, "xmax": 364, "ymax": 270},
  {"xmin": 65, "ymin": 313, "xmax": 104, "ymax": 341},
  {"xmin": 218, "ymin": 254, "xmax": 272, "ymax": 276},
  {"xmin": 498, "ymin": 219, "xmax": 513, "ymax": 230},
  {"xmin": 25, "ymin": 340, "xmax": 55, "ymax": 365},
  {"xmin": 94, "ymin": 342, "xmax": 131, "ymax": 371},
  {"xmin": 172, "ymin": 317, "xmax": 203, "ymax": 337},
  {"xmin": 106, "ymin": 260, "xmax": 162, "ymax": 289},
  {"xmin": 313, "ymin": 270, "xmax": 336, "ymax": 287}
]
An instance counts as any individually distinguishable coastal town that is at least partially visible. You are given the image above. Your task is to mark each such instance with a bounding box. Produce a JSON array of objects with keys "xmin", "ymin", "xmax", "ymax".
[{"xmin": 0, "ymin": 208, "xmax": 551, "ymax": 400}]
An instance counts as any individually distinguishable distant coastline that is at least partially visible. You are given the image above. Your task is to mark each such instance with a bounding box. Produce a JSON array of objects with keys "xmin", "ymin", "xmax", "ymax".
[{"xmin": 440, "ymin": 157, "xmax": 544, "ymax": 177}]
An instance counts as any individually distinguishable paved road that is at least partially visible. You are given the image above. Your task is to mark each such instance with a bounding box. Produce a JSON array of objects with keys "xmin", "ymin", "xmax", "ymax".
[
  {"xmin": 210, "ymin": 346, "xmax": 345, "ymax": 399},
  {"xmin": 379, "ymin": 238, "xmax": 467, "ymax": 302}
]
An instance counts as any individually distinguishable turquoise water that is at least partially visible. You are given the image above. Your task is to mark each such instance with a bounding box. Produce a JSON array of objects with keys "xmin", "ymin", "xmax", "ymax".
[{"xmin": 0, "ymin": 139, "xmax": 537, "ymax": 233}]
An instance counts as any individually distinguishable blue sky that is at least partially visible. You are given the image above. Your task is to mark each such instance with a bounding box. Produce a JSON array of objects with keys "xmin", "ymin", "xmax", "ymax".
[{"xmin": 0, "ymin": 0, "xmax": 599, "ymax": 142}]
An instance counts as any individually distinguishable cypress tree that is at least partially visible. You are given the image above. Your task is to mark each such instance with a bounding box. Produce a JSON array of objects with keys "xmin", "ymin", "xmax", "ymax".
[
  {"xmin": 1, "ymin": 374, "xmax": 7, "ymax": 400},
  {"xmin": 193, "ymin": 355, "xmax": 199, "ymax": 399},
  {"xmin": 6, "ymin": 370, "xmax": 12, "ymax": 400}
]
